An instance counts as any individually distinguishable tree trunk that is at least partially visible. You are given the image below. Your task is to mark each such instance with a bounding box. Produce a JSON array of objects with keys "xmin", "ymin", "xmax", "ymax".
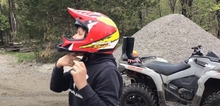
[
  {"xmin": 216, "ymin": 0, "xmax": 220, "ymax": 38},
  {"xmin": 179, "ymin": 0, "xmax": 193, "ymax": 19},
  {"xmin": 0, "ymin": 32, "xmax": 3, "ymax": 45},
  {"xmin": 157, "ymin": 0, "xmax": 162, "ymax": 17},
  {"xmin": 168, "ymin": 0, "xmax": 177, "ymax": 13},
  {"xmin": 139, "ymin": 10, "xmax": 142, "ymax": 27},
  {"xmin": 8, "ymin": 0, "xmax": 16, "ymax": 43},
  {"xmin": 0, "ymin": 1, "xmax": 1, "ymax": 14}
]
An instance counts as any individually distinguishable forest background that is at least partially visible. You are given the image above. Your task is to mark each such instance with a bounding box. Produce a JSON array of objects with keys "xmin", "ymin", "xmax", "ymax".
[{"xmin": 1, "ymin": 0, "xmax": 220, "ymax": 63}]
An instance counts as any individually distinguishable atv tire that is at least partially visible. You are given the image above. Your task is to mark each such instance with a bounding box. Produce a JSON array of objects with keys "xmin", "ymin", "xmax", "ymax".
[
  {"xmin": 202, "ymin": 91, "xmax": 220, "ymax": 106},
  {"xmin": 119, "ymin": 83, "xmax": 158, "ymax": 106}
]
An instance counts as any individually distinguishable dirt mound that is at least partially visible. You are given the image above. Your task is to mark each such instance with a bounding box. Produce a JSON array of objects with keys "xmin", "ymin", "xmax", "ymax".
[{"xmin": 113, "ymin": 14, "xmax": 220, "ymax": 63}]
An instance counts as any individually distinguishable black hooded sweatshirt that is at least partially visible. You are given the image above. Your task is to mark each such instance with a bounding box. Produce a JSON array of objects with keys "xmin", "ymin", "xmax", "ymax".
[{"xmin": 50, "ymin": 54, "xmax": 123, "ymax": 106}]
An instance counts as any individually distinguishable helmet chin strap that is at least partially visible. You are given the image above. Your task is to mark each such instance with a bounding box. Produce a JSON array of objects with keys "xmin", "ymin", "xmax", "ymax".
[{"xmin": 81, "ymin": 53, "xmax": 91, "ymax": 62}]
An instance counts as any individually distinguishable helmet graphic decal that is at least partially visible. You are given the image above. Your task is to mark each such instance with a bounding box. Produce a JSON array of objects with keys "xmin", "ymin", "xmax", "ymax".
[
  {"xmin": 80, "ymin": 34, "xmax": 119, "ymax": 49},
  {"xmin": 97, "ymin": 17, "xmax": 117, "ymax": 27},
  {"xmin": 87, "ymin": 21, "xmax": 98, "ymax": 32},
  {"xmin": 68, "ymin": 43, "xmax": 74, "ymax": 51}
]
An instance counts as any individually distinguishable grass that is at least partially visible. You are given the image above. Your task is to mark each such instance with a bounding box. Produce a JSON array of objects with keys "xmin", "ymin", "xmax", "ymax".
[{"xmin": 0, "ymin": 51, "xmax": 36, "ymax": 63}]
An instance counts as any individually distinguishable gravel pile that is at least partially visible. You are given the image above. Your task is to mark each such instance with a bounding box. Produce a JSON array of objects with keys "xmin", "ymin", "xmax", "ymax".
[{"xmin": 113, "ymin": 14, "xmax": 220, "ymax": 63}]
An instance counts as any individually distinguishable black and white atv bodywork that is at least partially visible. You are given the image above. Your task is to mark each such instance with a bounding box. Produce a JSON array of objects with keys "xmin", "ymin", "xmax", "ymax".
[{"xmin": 118, "ymin": 37, "xmax": 220, "ymax": 106}]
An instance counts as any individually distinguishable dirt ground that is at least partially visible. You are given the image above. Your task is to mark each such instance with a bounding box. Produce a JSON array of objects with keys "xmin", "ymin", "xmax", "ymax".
[{"xmin": 0, "ymin": 53, "xmax": 69, "ymax": 106}]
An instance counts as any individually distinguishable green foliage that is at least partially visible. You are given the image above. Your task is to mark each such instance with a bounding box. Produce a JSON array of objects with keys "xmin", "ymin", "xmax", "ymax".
[
  {"xmin": 0, "ymin": 0, "xmax": 8, "ymax": 8},
  {"xmin": 0, "ymin": 0, "xmax": 219, "ymax": 63},
  {"xmin": 12, "ymin": 0, "xmax": 162, "ymax": 63},
  {"xmin": 0, "ymin": 0, "xmax": 10, "ymax": 32},
  {"xmin": 0, "ymin": 15, "xmax": 10, "ymax": 32},
  {"xmin": 191, "ymin": 0, "xmax": 216, "ymax": 34},
  {"xmin": 212, "ymin": 2, "xmax": 220, "ymax": 11}
]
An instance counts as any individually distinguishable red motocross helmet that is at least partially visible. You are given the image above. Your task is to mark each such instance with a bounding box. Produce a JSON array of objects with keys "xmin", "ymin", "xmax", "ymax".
[{"xmin": 57, "ymin": 7, "xmax": 120, "ymax": 54}]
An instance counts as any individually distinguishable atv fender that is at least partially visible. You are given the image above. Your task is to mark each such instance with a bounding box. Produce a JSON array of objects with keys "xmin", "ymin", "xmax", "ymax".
[
  {"xmin": 192, "ymin": 70, "xmax": 220, "ymax": 106},
  {"xmin": 120, "ymin": 63, "xmax": 164, "ymax": 92}
]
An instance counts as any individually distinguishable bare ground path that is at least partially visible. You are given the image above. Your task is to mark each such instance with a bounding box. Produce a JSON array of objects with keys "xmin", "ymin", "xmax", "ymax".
[{"xmin": 0, "ymin": 53, "xmax": 68, "ymax": 106}]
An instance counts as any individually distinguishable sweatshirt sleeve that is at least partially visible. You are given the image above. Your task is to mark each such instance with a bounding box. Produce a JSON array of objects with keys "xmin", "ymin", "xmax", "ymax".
[
  {"xmin": 78, "ymin": 66, "xmax": 123, "ymax": 106},
  {"xmin": 50, "ymin": 66, "xmax": 72, "ymax": 92}
]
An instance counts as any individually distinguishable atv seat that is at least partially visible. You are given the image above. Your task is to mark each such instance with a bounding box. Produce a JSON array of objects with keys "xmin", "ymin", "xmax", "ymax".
[{"xmin": 146, "ymin": 61, "xmax": 191, "ymax": 75}]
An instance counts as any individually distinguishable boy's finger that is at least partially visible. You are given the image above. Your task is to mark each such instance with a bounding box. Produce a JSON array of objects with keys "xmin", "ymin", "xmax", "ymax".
[
  {"xmin": 73, "ymin": 61, "xmax": 84, "ymax": 71},
  {"xmin": 70, "ymin": 61, "xmax": 75, "ymax": 65},
  {"xmin": 73, "ymin": 61, "xmax": 79, "ymax": 66},
  {"xmin": 79, "ymin": 62, "xmax": 85, "ymax": 68},
  {"xmin": 70, "ymin": 70, "xmax": 76, "ymax": 76},
  {"xmin": 74, "ymin": 57, "xmax": 82, "ymax": 61},
  {"xmin": 72, "ymin": 65, "xmax": 80, "ymax": 72}
]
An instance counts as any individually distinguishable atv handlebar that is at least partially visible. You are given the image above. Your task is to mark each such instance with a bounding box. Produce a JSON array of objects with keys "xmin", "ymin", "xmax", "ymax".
[
  {"xmin": 191, "ymin": 45, "xmax": 202, "ymax": 50},
  {"xmin": 191, "ymin": 45, "xmax": 203, "ymax": 56},
  {"xmin": 189, "ymin": 45, "xmax": 220, "ymax": 63}
]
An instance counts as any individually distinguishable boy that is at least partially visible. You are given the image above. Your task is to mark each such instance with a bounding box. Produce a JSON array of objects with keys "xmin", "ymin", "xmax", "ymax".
[{"xmin": 50, "ymin": 7, "xmax": 123, "ymax": 106}]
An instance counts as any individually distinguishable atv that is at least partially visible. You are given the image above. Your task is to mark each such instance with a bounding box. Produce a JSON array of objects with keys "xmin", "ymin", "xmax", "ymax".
[{"xmin": 118, "ymin": 36, "xmax": 220, "ymax": 106}]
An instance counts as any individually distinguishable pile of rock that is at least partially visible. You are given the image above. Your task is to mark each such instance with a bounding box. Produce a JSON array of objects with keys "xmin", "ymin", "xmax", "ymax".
[{"xmin": 113, "ymin": 14, "xmax": 220, "ymax": 63}]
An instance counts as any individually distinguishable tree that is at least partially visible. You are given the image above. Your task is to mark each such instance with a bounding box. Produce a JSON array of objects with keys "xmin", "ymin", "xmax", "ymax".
[
  {"xmin": 179, "ymin": 0, "xmax": 193, "ymax": 18},
  {"xmin": 0, "ymin": 15, "xmax": 10, "ymax": 45},
  {"xmin": 2, "ymin": 0, "xmax": 218, "ymax": 63},
  {"xmin": 8, "ymin": 0, "xmax": 16, "ymax": 43},
  {"xmin": 168, "ymin": 0, "xmax": 177, "ymax": 13},
  {"xmin": 215, "ymin": 0, "xmax": 220, "ymax": 38},
  {"xmin": 0, "ymin": 0, "xmax": 10, "ymax": 45}
]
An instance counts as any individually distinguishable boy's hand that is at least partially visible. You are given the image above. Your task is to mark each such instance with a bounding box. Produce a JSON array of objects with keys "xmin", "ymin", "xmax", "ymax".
[
  {"xmin": 56, "ymin": 53, "xmax": 82, "ymax": 68},
  {"xmin": 70, "ymin": 61, "xmax": 88, "ymax": 90}
]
